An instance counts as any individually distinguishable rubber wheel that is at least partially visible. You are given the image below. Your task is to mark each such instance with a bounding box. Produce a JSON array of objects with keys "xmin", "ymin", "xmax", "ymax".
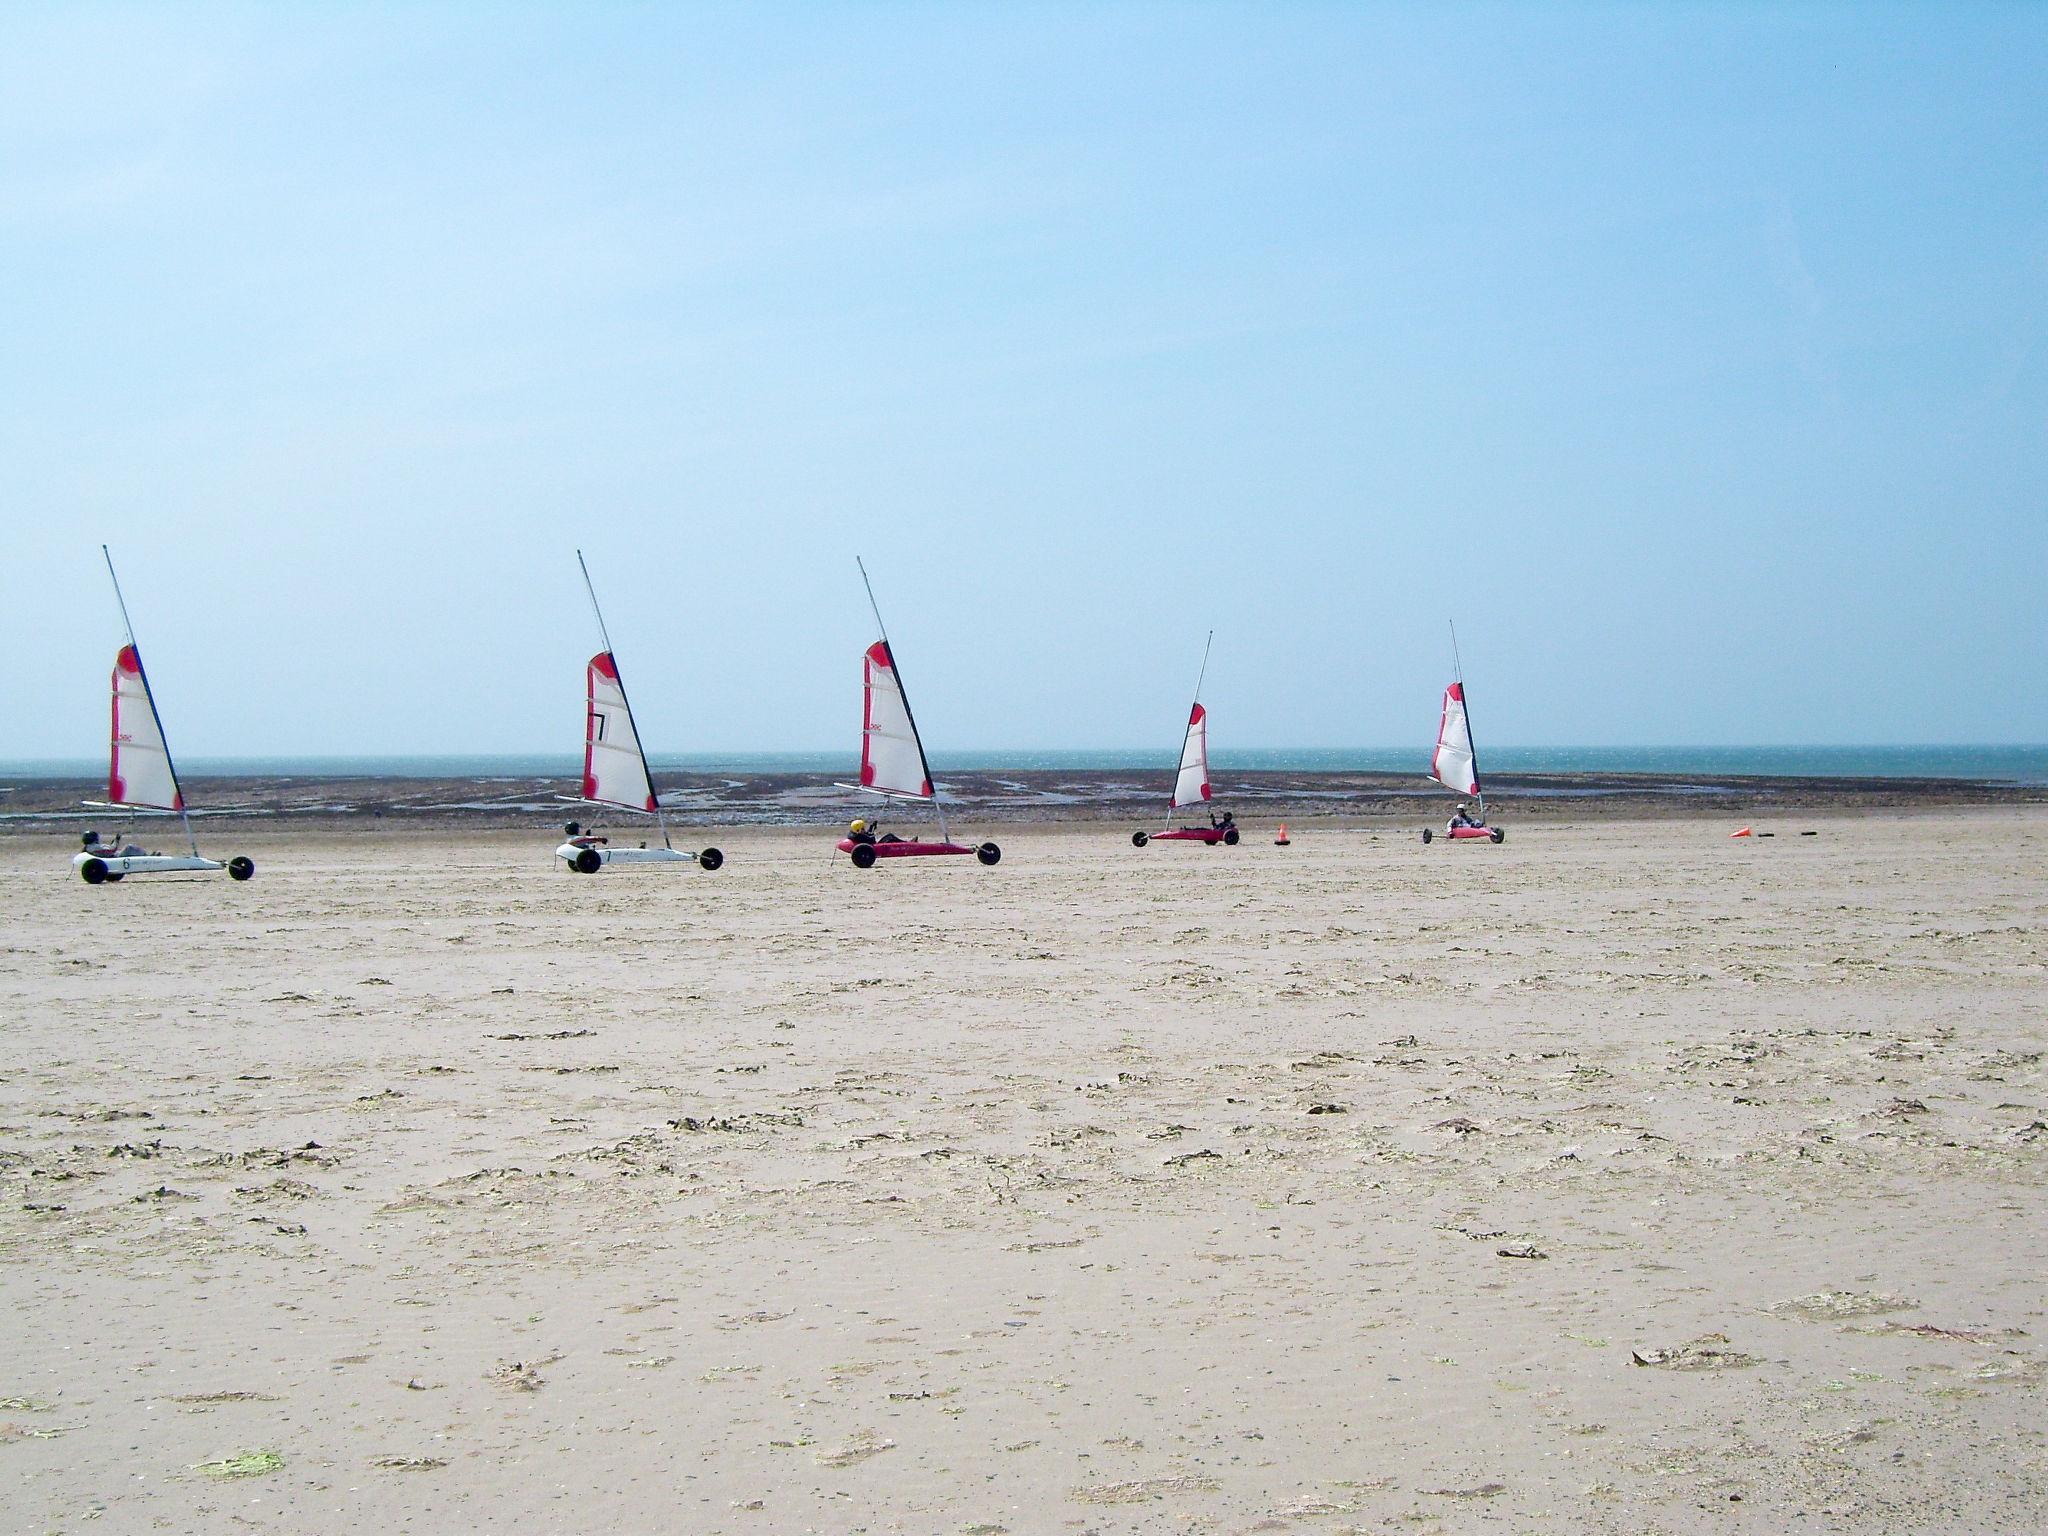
[
  {"xmin": 80, "ymin": 858, "xmax": 108, "ymax": 885},
  {"xmin": 1131, "ymin": 831, "xmax": 1149, "ymax": 848},
  {"xmin": 1222, "ymin": 827, "xmax": 1240, "ymax": 846},
  {"xmin": 850, "ymin": 842, "xmax": 878, "ymax": 868},
  {"xmin": 228, "ymin": 856, "xmax": 255, "ymax": 881},
  {"xmin": 697, "ymin": 847, "xmax": 724, "ymax": 871},
  {"xmin": 1421, "ymin": 828, "xmax": 1433, "ymax": 844},
  {"xmin": 1490, "ymin": 827, "xmax": 1505, "ymax": 844},
  {"xmin": 572, "ymin": 847, "xmax": 603, "ymax": 874},
  {"xmin": 105, "ymin": 872, "xmax": 125, "ymax": 882},
  {"xmin": 976, "ymin": 842, "xmax": 1001, "ymax": 865}
]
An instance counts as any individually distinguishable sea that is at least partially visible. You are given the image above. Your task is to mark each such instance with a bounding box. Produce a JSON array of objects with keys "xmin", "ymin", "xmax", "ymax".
[{"xmin": 4, "ymin": 746, "xmax": 2046, "ymax": 785}]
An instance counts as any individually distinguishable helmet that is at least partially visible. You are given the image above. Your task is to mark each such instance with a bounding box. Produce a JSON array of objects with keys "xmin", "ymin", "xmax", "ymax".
[{"xmin": 849, "ymin": 818, "xmax": 868, "ymax": 835}]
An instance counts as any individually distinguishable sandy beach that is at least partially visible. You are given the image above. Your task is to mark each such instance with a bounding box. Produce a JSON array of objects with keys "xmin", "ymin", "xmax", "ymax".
[{"xmin": 3, "ymin": 809, "xmax": 2045, "ymax": 1533}]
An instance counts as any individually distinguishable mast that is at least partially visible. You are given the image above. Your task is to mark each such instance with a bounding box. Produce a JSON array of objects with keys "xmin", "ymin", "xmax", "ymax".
[
  {"xmin": 102, "ymin": 546, "xmax": 199, "ymax": 856},
  {"xmin": 857, "ymin": 556, "xmax": 947, "ymax": 843},
  {"xmin": 1450, "ymin": 618, "xmax": 1484, "ymax": 822},
  {"xmin": 1168, "ymin": 629, "xmax": 1214, "ymax": 829},
  {"xmin": 578, "ymin": 550, "xmax": 670, "ymax": 849}
]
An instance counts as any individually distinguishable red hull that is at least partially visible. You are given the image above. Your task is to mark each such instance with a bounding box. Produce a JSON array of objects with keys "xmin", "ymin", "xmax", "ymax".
[
  {"xmin": 1446, "ymin": 826, "xmax": 1496, "ymax": 840},
  {"xmin": 836, "ymin": 837, "xmax": 975, "ymax": 858},
  {"xmin": 1147, "ymin": 827, "xmax": 1228, "ymax": 844}
]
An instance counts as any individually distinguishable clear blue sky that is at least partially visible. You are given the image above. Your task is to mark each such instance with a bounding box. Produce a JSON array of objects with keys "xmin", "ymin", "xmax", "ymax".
[{"xmin": 4, "ymin": 2, "xmax": 2042, "ymax": 759}]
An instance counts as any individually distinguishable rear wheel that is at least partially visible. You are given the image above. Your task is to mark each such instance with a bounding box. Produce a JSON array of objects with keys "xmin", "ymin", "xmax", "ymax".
[
  {"xmin": 697, "ymin": 847, "xmax": 724, "ymax": 871},
  {"xmin": 1490, "ymin": 827, "xmax": 1505, "ymax": 844},
  {"xmin": 1421, "ymin": 828, "xmax": 1433, "ymax": 844},
  {"xmin": 572, "ymin": 847, "xmax": 603, "ymax": 874},
  {"xmin": 105, "ymin": 872, "xmax": 125, "ymax": 882},
  {"xmin": 1131, "ymin": 831, "xmax": 1149, "ymax": 848},
  {"xmin": 1222, "ymin": 827, "xmax": 1240, "ymax": 846},
  {"xmin": 850, "ymin": 843, "xmax": 878, "ymax": 868},
  {"xmin": 228, "ymin": 856, "xmax": 255, "ymax": 881},
  {"xmin": 80, "ymin": 858, "xmax": 108, "ymax": 885},
  {"xmin": 976, "ymin": 842, "xmax": 1001, "ymax": 865}
]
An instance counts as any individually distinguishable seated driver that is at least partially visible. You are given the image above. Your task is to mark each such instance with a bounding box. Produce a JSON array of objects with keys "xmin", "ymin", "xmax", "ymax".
[
  {"xmin": 81, "ymin": 829, "xmax": 143, "ymax": 857},
  {"xmin": 849, "ymin": 818, "xmax": 905, "ymax": 845},
  {"xmin": 1448, "ymin": 803, "xmax": 1484, "ymax": 830}
]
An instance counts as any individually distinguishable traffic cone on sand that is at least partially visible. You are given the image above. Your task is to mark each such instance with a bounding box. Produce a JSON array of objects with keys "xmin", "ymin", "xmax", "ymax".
[
  {"xmin": 1274, "ymin": 823, "xmax": 1291, "ymax": 846},
  {"xmin": 1730, "ymin": 826, "xmax": 1753, "ymax": 838}
]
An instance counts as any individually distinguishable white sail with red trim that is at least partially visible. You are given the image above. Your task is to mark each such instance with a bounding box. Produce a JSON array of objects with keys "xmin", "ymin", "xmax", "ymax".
[
  {"xmin": 108, "ymin": 645, "xmax": 183, "ymax": 811},
  {"xmin": 859, "ymin": 640, "xmax": 933, "ymax": 799},
  {"xmin": 1430, "ymin": 681, "xmax": 1480, "ymax": 798},
  {"xmin": 582, "ymin": 652, "xmax": 656, "ymax": 812},
  {"xmin": 1171, "ymin": 702, "xmax": 1211, "ymax": 808}
]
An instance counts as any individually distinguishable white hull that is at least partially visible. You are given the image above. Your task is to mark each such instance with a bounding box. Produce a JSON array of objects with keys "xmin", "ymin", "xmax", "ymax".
[
  {"xmin": 556, "ymin": 841, "xmax": 712, "ymax": 872},
  {"xmin": 72, "ymin": 851, "xmax": 249, "ymax": 882}
]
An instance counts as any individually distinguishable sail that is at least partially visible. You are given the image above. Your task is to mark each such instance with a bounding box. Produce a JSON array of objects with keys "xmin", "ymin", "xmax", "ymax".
[
  {"xmin": 1171, "ymin": 702, "xmax": 1211, "ymax": 808},
  {"xmin": 860, "ymin": 640, "xmax": 933, "ymax": 798},
  {"xmin": 1430, "ymin": 682, "xmax": 1480, "ymax": 797},
  {"xmin": 582, "ymin": 652, "xmax": 656, "ymax": 811},
  {"xmin": 108, "ymin": 645, "xmax": 184, "ymax": 811}
]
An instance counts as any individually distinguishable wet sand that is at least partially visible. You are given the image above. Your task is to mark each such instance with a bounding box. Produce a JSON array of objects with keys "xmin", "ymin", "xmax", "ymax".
[
  {"xmin": 2, "ymin": 811, "xmax": 2045, "ymax": 1533},
  {"xmin": 1, "ymin": 764, "xmax": 2040, "ymax": 834}
]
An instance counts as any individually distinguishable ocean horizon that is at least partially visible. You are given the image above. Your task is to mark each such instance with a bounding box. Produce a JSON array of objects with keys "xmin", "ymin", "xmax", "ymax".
[{"xmin": 4, "ymin": 745, "xmax": 2045, "ymax": 785}]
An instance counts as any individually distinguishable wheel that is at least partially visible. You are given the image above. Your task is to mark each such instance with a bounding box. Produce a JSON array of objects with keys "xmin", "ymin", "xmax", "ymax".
[
  {"xmin": 697, "ymin": 847, "xmax": 724, "ymax": 871},
  {"xmin": 1131, "ymin": 831, "xmax": 1149, "ymax": 848},
  {"xmin": 80, "ymin": 858, "xmax": 108, "ymax": 885},
  {"xmin": 572, "ymin": 847, "xmax": 603, "ymax": 874},
  {"xmin": 105, "ymin": 872, "xmax": 125, "ymax": 882},
  {"xmin": 976, "ymin": 842, "xmax": 1001, "ymax": 865},
  {"xmin": 1222, "ymin": 827, "xmax": 1240, "ymax": 846},
  {"xmin": 227, "ymin": 856, "xmax": 255, "ymax": 881},
  {"xmin": 1420, "ymin": 828, "xmax": 1433, "ymax": 844},
  {"xmin": 563, "ymin": 821, "xmax": 582, "ymax": 836},
  {"xmin": 850, "ymin": 843, "xmax": 878, "ymax": 868},
  {"xmin": 1490, "ymin": 827, "xmax": 1505, "ymax": 844}
]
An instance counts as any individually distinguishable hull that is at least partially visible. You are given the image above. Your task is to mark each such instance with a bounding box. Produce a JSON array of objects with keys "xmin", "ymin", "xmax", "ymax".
[
  {"xmin": 73, "ymin": 850, "xmax": 252, "ymax": 883},
  {"xmin": 1421, "ymin": 826, "xmax": 1505, "ymax": 845},
  {"xmin": 836, "ymin": 837, "xmax": 1001, "ymax": 866},
  {"xmin": 557, "ymin": 841, "xmax": 720, "ymax": 872},
  {"xmin": 1132, "ymin": 825, "xmax": 1240, "ymax": 847},
  {"xmin": 837, "ymin": 837, "xmax": 972, "ymax": 858}
]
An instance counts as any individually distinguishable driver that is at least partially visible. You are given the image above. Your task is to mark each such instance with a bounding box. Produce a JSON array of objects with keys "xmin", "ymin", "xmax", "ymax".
[
  {"xmin": 1448, "ymin": 803, "xmax": 1484, "ymax": 830},
  {"xmin": 848, "ymin": 818, "xmax": 904, "ymax": 846}
]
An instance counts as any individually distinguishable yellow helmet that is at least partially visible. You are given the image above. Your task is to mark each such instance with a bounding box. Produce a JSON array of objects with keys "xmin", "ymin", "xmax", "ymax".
[{"xmin": 849, "ymin": 818, "xmax": 868, "ymax": 835}]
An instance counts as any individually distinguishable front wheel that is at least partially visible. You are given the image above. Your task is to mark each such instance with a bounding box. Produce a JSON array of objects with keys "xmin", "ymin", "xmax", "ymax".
[
  {"xmin": 228, "ymin": 856, "xmax": 255, "ymax": 881},
  {"xmin": 572, "ymin": 847, "xmax": 603, "ymax": 874},
  {"xmin": 1131, "ymin": 831, "xmax": 1149, "ymax": 848},
  {"xmin": 1222, "ymin": 827, "xmax": 1240, "ymax": 846},
  {"xmin": 1490, "ymin": 827, "xmax": 1505, "ymax": 844},
  {"xmin": 80, "ymin": 858, "xmax": 108, "ymax": 885},
  {"xmin": 697, "ymin": 847, "xmax": 724, "ymax": 871},
  {"xmin": 1420, "ymin": 828, "xmax": 1433, "ymax": 844},
  {"xmin": 976, "ymin": 842, "xmax": 1001, "ymax": 865},
  {"xmin": 850, "ymin": 843, "xmax": 878, "ymax": 869}
]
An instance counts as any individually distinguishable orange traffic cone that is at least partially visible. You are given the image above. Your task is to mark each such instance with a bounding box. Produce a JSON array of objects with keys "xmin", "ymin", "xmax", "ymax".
[
  {"xmin": 1274, "ymin": 823, "xmax": 1291, "ymax": 846},
  {"xmin": 1730, "ymin": 826, "xmax": 1753, "ymax": 838}
]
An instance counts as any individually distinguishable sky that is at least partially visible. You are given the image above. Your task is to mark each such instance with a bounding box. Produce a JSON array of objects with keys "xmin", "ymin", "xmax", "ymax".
[{"xmin": 3, "ymin": 1, "xmax": 2043, "ymax": 761}]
